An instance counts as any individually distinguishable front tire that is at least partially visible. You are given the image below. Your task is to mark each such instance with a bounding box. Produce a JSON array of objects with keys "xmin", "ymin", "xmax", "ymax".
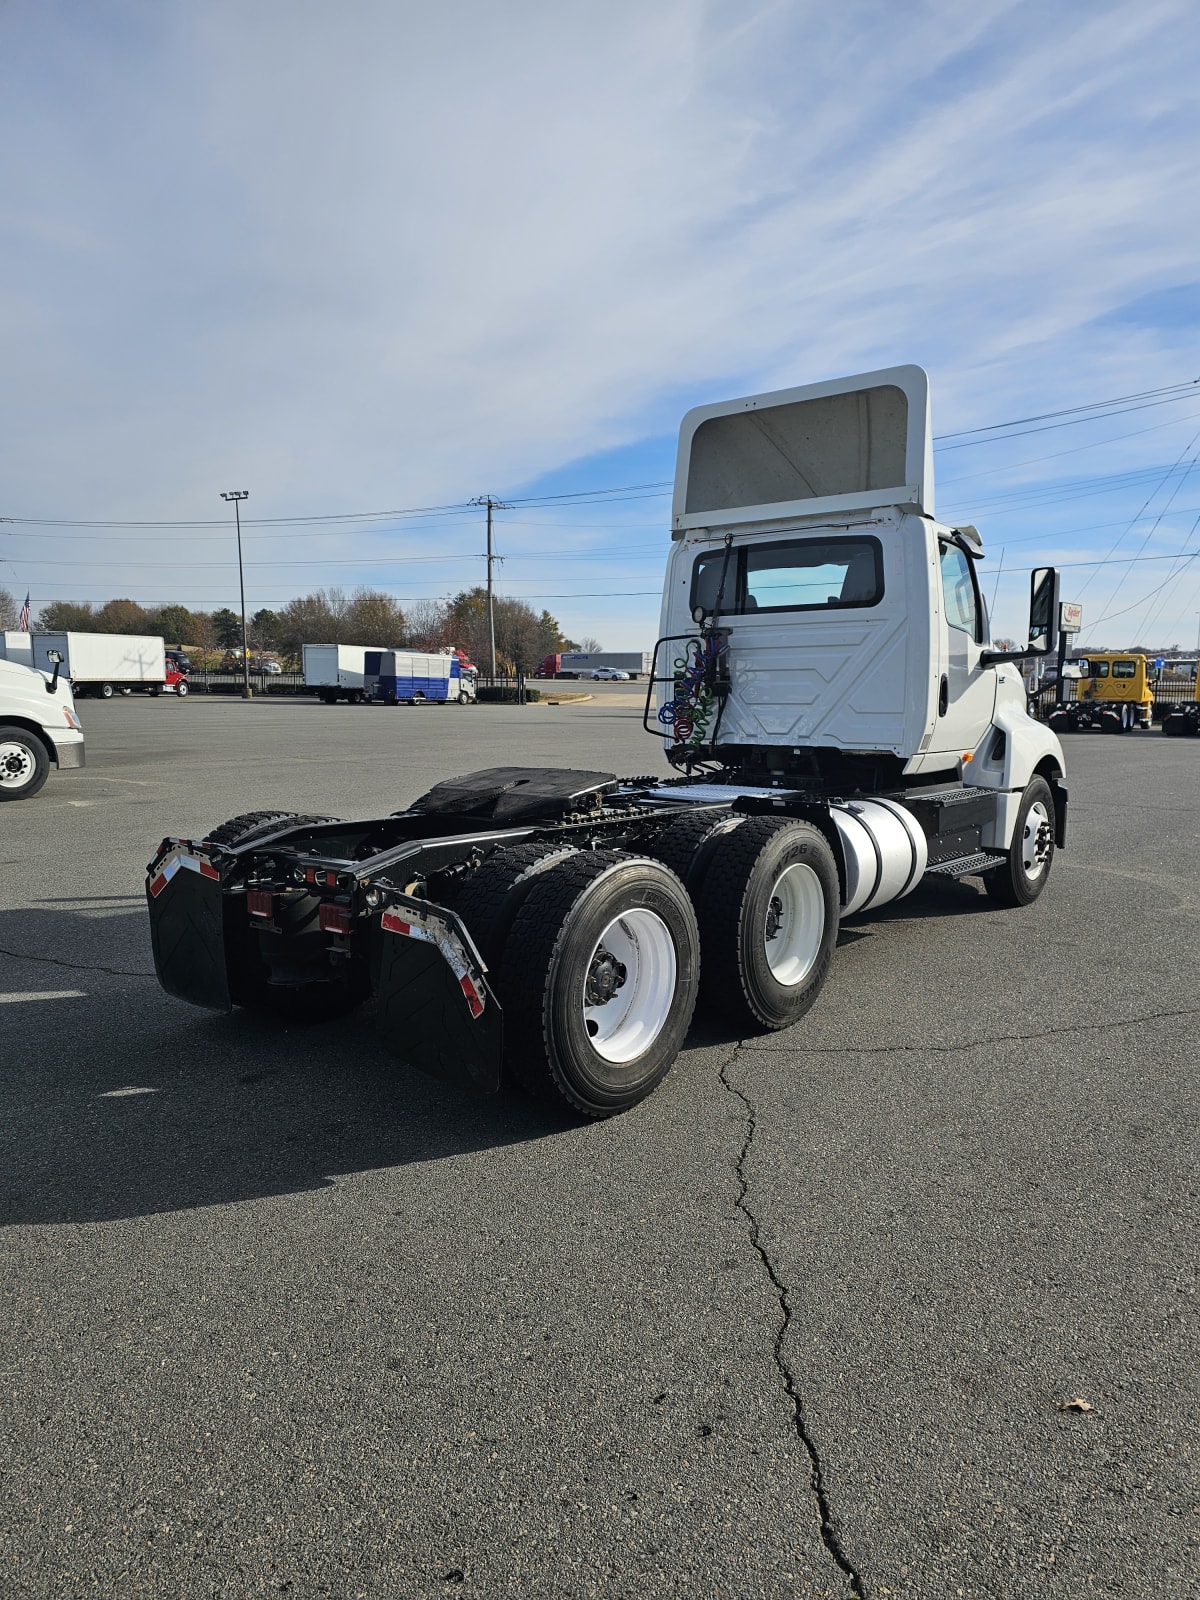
[
  {"xmin": 697, "ymin": 818, "xmax": 839, "ymax": 1031},
  {"xmin": 0, "ymin": 725, "xmax": 51, "ymax": 801},
  {"xmin": 175, "ymin": 680, "xmax": 189, "ymax": 697},
  {"xmin": 984, "ymin": 776, "xmax": 1055, "ymax": 907},
  {"xmin": 497, "ymin": 853, "xmax": 700, "ymax": 1117}
]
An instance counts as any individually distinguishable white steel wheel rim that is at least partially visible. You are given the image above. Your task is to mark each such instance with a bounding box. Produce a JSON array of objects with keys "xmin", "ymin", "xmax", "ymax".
[
  {"xmin": 0, "ymin": 740, "xmax": 35, "ymax": 788},
  {"xmin": 1022, "ymin": 801, "xmax": 1052, "ymax": 880},
  {"xmin": 764, "ymin": 863, "xmax": 824, "ymax": 986},
  {"xmin": 582, "ymin": 909, "xmax": 677, "ymax": 1064}
]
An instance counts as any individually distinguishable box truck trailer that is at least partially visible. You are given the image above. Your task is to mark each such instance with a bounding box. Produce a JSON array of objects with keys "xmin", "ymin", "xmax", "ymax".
[{"xmin": 31, "ymin": 633, "xmax": 187, "ymax": 698}]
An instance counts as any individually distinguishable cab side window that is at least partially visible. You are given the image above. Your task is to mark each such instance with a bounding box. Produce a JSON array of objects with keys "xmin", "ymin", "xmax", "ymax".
[{"xmin": 939, "ymin": 541, "xmax": 980, "ymax": 641}]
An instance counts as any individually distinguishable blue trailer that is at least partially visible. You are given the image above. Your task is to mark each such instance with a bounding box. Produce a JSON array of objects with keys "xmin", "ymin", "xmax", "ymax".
[{"xmin": 365, "ymin": 651, "xmax": 476, "ymax": 705}]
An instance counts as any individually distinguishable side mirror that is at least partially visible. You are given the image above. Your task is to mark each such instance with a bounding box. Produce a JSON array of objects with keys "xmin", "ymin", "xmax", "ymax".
[
  {"xmin": 45, "ymin": 649, "xmax": 64, "ymax": 693},
  {"xmin": 1028, "ymin": 567, "xmax": 1060, "ymax": 655},
  {"xmin": 979, "ymin": 566, "xmax": 1062, "ymax": 668}
]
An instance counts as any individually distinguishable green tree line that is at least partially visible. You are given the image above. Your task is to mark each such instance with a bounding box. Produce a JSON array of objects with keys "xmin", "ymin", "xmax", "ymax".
[{"xmin": 28, "ymin": 586, "xmax": 582, "ymax": 674}]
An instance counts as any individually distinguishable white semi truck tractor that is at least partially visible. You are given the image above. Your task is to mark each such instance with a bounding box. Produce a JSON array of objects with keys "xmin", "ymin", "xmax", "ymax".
[
  {"xmin": 146, "ymin": 366, "xmax": 1066, "ymax": 1116},
  {"xmin": 0, "ymin": 650, "xmax": 85, "ymax": 800}
]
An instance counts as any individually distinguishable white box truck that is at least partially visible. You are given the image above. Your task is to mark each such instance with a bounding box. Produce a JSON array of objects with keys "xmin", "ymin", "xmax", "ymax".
[
  {"xmin": 303, "ymin": 644, "xmax": 382, "ymax": 704},
  {"xmin": 31, "ymin": 632, "xmax": 185, "ymax": 698},
  {"xmin": 363, "ymin": 651, "xmax": 476, "ymax": 705},
  {"xmin": 557, "ymin": 651, "xmax": 653, "ymax": 678},
  {"xmin": 0, "ymin": 632, "xmax": 34, "ymax": 668}
]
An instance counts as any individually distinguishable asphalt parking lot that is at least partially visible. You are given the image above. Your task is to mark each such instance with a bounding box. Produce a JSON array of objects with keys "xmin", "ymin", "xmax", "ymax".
[{"xmin": 1, "ymin": 696, "xmax": 1197, "ymax": 1599}]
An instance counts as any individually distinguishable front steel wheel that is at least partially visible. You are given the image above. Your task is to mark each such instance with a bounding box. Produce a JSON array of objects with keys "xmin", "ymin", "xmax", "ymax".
[
  {"xmin": 985, "ymin": 776, "xmax": 1055, "ymax": 907},
  {"xmin": 0, "ymin": 726, "xmax": 50, "ymax": 801}
]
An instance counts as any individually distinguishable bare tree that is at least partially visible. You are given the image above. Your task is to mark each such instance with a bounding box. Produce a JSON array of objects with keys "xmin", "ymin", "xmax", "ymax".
[
  {"xmin": 578, "ymin": 635, "xmax": 604, "ymax": 653},
  {"xmin": 403, "ymin": 598, "xmax": 451, "ymax": 651},
  {"xmin": 0, "ymin": 587, "xmax": 17, "ymax": 629}
]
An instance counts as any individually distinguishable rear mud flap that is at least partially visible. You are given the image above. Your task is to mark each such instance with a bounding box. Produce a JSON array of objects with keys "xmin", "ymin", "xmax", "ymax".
[
  {"xmin": 147, "ymin": 855, "xmax": 232, "ymax": 1011},
  {"xmin": 374, "ymin": 926, "xmax": 503, "ymax": 1095}
]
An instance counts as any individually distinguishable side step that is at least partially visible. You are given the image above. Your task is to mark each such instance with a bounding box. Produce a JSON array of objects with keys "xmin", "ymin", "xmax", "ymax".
[{"xmin": 924, "ymin": 850, "xmax": 1007, "ymax": 878}]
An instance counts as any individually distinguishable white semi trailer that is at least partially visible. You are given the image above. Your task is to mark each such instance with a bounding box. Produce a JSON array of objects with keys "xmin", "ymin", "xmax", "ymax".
[
  {"xmin": 146, "ymin": 365, "xmax": 1066, "ymax": 1117},
  {"xmin": 557, "ymin": 651, "xmax": 654, "ymax": 678}
]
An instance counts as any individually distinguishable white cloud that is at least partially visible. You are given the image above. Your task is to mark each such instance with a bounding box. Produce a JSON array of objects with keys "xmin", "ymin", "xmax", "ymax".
[{"xmin": 1, "ymin": 0, "xmax": 1198, "ymax": 645}]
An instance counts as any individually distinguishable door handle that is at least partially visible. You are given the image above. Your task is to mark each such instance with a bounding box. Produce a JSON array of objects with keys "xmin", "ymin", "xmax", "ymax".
[{"xmin": 938, "ymin": 675, "xmax": 949, "ymax": 716}]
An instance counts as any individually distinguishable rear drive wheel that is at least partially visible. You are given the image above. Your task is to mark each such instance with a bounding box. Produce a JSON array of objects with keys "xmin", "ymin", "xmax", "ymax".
[
  {"xmin": 0, "ymin": 725, "xmax": 51, "ymax": 801},
  {"xmin": 497, "ymin": 853, "xmax": 700, "ymax": 1116},
  {"xmin": 641, "ymin": 810, "xmax": 743, "ymax": 896},
  {"xmin": 99, "ymin": 682, "xmax": 114, "ymax": 699},
  {"xmin": 984, "ymin": 776, "xmax": 1055, "ymax": 907},
  {"xmin": 697, "ymin": 817, "xmax": 839, "ymax": 1031}
]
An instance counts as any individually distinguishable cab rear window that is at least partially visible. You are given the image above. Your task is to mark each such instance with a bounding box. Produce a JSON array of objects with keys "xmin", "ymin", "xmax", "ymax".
[
  {"xmin": 691, "ymin": 535, "xmax": 883, "ymax": 617},
  {"xmin": 1112, "ymin": 660, "xmax": 1136, "ymax": 679}
]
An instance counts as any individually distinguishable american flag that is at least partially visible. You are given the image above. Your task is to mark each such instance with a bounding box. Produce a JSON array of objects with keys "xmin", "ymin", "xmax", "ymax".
[{"xmin": 17, "ymin": 592, "xmax": 31, "ymax": 631}]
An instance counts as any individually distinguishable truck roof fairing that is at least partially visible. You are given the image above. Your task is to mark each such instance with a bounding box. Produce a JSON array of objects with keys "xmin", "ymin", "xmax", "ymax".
[{"xmin": 671, "ymin": 364, "xmax": 933, "ymax": 537}]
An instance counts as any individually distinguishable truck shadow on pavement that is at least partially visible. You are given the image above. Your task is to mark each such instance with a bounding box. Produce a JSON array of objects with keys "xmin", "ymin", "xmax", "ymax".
[
  {"xmin": 0, "ymin": 910, "xmax": 577, "ymax": 1227},
  {"xmin": 2, "ymin": 874, "xmax": 997, "ymax": 1227}
]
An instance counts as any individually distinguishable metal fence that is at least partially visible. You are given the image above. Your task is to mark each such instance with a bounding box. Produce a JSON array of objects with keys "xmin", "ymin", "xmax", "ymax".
[
  {"xmin": 1028, "ymin": 677, "xmax": 1197, "ymax": 722},
  {"xmin": 188, "ymin": 670, "xmax": 308, "ymax": 695}
]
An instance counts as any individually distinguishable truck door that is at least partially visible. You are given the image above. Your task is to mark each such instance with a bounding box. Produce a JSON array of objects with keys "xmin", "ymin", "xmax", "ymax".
[{"xmin": 926, "ymin": 538, "xmax": 996, "ymax": 760}]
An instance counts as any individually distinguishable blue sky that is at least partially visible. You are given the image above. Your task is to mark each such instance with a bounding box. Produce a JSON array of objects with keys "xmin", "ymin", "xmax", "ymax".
[{"xmin": 2, "ymin": 0, "xmax": 1199, "ymax": 650}]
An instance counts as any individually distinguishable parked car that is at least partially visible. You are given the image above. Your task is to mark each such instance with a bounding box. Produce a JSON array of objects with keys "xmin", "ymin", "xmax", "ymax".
[
  {"xmin": 258, "ymin": 659, "xmax": 283, "ymax": 675},
  {"xmin": 590, "ymin": 666, "xmax": 630, "ymax": 680}
]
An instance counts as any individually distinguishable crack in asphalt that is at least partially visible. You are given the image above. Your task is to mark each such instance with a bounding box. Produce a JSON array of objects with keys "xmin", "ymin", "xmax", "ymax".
[
  {"xmin": 0, "ymin": 944, "xmax": 153, "ymax": 980},
  {"xmin": 719, "ymin": 1044, "xmax": 866, "ymax": 1599},
  {"xmin": 739, "ymin": 1003, "xmax": 1200, "ymax": 1056}
]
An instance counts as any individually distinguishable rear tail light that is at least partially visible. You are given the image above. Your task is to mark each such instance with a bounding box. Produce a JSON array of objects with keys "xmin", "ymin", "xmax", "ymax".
[
  {"xmin": 319, "ymin": 902, "xmax": 353, "ymax": 935},
  {"xmin": 247, "ymin": 890, "xmax": 274, "ymax": 919}
]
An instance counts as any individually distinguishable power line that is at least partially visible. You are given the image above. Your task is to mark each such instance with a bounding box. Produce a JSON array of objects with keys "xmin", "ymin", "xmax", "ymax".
[{"xmin": 933, "ymin": 378, "xmax": 1200, "ymax": 441}]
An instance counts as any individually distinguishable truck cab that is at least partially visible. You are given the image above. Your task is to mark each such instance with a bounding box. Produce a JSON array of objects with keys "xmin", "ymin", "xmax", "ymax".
[
  {"xmin": 658, "ymin": 365, "xmax": 1062, "ymax": 800},
  {"xmin": 0, "ymin": 654, "xmax": 86, "ymax": 800}
]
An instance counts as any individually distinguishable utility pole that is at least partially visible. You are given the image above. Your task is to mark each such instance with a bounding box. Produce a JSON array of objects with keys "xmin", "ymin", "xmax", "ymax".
[
  {"xmin": 220, "ymin": 490, "xmax": 252, "ymax": 700},
  {"xmin": 470, "ymin": 495, "xmax": 511, "ymax": 677}
]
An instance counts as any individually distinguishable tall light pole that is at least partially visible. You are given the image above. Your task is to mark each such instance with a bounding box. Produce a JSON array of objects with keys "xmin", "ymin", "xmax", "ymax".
[
  {"xmin": 220, "ymin": 490, "xmax": 251, "ymax": 700},
  {"xmin": 471, "ymin": 495, "xmax": 511, "ymax": 678}
]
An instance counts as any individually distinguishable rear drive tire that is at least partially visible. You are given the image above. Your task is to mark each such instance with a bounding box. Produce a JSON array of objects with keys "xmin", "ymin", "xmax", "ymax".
[
  {"xmin": 0, "ymin": 725, "xmax": 51, "ymax": 801},
  {"xmin": 496, "ymin": 852, "xmax": 700, "ymax": 1117},
  {"xmin": 697, "ymin": 817, "xmax": 839, "ymax": 1031},
  {"xmin": 451, "ymin": 841, "xmax": 579, "ymax": 965},
  {"xmin": 204, "ymin": 810, "xmax": 341, "ymax": 848},
  {"xmin": 984, "ymin": 776, "xmax": 1055, "ymax": 907},
  {"xmin": 99, "ymin": 682, "xmax": 114, "ymax": 699},
  {"xmin": 641, "ymin": 810, "xmax": 743, "ymax": 897}
]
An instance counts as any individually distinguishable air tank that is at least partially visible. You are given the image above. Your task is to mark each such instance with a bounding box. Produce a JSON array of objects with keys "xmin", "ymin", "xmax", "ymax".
[{"xmin": 829, "ymin": 798, "xmax": 927, "ymax": 916}]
